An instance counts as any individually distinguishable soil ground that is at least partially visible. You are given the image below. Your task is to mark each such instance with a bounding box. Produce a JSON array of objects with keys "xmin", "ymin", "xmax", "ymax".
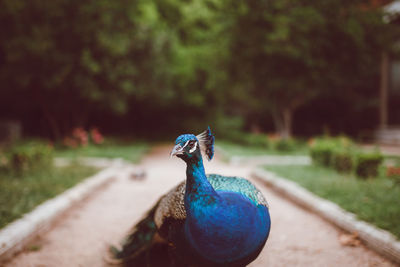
[{"xmin": 3, "ymin": 145, "xmax": 396, "ymax": 267}]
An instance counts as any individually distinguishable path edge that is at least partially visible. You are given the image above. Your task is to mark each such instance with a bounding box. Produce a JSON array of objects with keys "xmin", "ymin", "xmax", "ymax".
[
  {"xmin": 0, "ymin": 160, "xmax": 124, "ymax": 263},
  {"xmin": 252, "ymin": 168, "xmax": 400, "ymax": 264}
]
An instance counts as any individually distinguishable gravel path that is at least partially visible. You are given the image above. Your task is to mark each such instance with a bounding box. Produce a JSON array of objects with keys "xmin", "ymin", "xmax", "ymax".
[{"xmin": 4, "ymin": 145, "xmax": 396, "ymax": 267}]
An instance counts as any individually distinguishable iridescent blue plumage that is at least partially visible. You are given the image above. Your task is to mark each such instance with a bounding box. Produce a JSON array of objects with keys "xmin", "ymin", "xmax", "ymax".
[{"xmin": 110, "ymin": 127, "xmax": 270, "ymax": 267}]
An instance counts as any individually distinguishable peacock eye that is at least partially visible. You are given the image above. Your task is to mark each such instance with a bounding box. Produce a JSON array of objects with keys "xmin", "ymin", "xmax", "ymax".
[{"xmin": 188, "ymin": 140, "xmax": 195, "ymax": 146}]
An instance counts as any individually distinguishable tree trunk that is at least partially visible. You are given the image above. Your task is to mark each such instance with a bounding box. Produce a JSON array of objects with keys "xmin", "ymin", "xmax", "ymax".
[
  {"xmin": 380, "ymin": 52, "xmax": 389, "ymax": 129},
  {"xmin": 42, "ymin": 107, "xmax": 61, "ymax": 141},
  {"xmin": 32, "ymin": 78, "xmax": 62, "ymax": 141},
  {"xmin": 281, "ymin": 107, "xmax": 292, "ymax": 139},
  {"xmin": 272, "ymin": 107, "xmax": 293, "ymax": 140}
]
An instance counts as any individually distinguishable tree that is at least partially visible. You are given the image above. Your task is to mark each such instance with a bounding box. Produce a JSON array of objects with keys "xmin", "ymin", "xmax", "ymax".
[
  {"xmin": 226, "ymin": 0, "xmax": 391, "ymax": 138},
  {"xmin": 0, "ymin": 0, "xmax": 230, "ymax": 138},
  {"xmin": 0, "ymin": 0, "xmax": 172, "ymax": 139},
  {"xmin": 1, "ymin": 0, "xmax": 396, "ymax": 139}
]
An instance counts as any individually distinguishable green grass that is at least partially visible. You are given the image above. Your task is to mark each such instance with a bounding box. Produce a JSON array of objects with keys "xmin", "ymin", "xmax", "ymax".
[
  {"xmin": 264, "ymin": 165, "xmax": 400, "ymax": 238},
  {"xmin": 384, "ymin": 155, "xmax": 400, "ymax": 167},
  {"xmin": 0, "ymin": 139, "xmax": 150, "ymax": 229},
  {"xmin": 217, "ymin": 140, "xmax": 308, "ymax": 157},
  {"xmin": 0, "ymin": 164, "xmax": 99, "ymax": 228},
  {"xmin": 55, "ymin": 141, "xmax": 149, "ymax": 163}
]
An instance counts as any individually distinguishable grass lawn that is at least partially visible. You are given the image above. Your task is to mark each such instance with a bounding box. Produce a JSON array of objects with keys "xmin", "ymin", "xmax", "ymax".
[
  {"xmin": 264, "ymin": 165, "xmax": 400, "ymax": 238},
  {"xmin": 217, "ymin": 140, "xmax": 308, "ymax": 156},
  {"xmin": 55, "ymin": 141, "xmax": 149, "ymax": 163},
  {"xmin": 0, "ymin": 164, "xmax": 99, "ymax": 228}
]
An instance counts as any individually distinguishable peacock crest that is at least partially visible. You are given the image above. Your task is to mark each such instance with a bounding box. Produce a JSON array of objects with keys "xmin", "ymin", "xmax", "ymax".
[{"xmin": 196, "ymin": 126, "xmax": 215, "ymax": 161}]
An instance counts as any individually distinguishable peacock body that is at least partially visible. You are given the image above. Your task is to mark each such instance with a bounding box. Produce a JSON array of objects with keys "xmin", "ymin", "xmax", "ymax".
[{"xmin": 111, "ymin": 127, "xmax": 270, "ymax": 267}]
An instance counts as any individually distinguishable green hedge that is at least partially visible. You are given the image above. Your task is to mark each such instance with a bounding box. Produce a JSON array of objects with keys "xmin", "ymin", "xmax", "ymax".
[
  {"xmin": 242, "ymin": 134, "xmax": 271, "ymax": 149},
  {"xmin": 355, "ymin": 152, "xmax": 383, "ymax": 178},
  {"xmin": 332, "ymin": 149, "xmax": 354, "ymax": 173},
  {"xmin": 309, "ymin": 137, "xmax": 348, "ymax": 167},
  {"xmin": 274, "ymin": 139, "xmax": 297, "ymax": 152},
  {"xmin": 310, "ymin": 136, "xmax": 383, "ymax": 178},
  {"xmin": 2, "ymin": 141, "xmax": 53, "ymax": 174}
]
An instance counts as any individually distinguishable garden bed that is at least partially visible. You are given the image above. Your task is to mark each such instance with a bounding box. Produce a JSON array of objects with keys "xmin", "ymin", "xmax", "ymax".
[
  {"xmin": 263, "ymin": 164, "xmax": 400, "ymax": 239},
  {"xmin": 0, "ymin": 139, "xmax": 149, "ymax": 229},
  {"xmin": 0, "ymin": 164, "xmax": 99, "ymax": 229}
]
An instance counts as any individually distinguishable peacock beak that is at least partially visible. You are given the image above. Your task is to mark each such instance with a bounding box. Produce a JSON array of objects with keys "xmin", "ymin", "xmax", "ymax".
[{"xmin": 170, "ymin": 144, "xmax": 184, "ymax": 157}]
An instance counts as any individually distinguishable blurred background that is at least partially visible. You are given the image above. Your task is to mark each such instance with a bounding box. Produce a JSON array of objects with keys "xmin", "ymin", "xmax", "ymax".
[
  {"xmin": 0, "ymin": 0, "xmax": 399, "ymax": 142},
  {"xmin": 1, "ymin": 1, "xmax": 400, "ymax": 264}
]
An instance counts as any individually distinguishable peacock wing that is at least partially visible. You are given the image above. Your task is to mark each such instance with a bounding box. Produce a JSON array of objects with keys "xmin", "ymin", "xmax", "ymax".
[
  {"xmin": 154, "ymin": 181, "xmax": 187, "ymax": 234},
  {"xmin": 154, "ymin": 174, "xmax": 269, "ymax": 234},
  {"xmin": 207, "ymin": 174, "xmax": 269, "ymax": 208},
  {"xmin": 109, "ymin": 182, "xmax": 187, "ymax": 266}
]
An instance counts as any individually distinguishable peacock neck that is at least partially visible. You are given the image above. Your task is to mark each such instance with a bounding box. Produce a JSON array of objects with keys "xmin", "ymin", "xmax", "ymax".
[{"xmin": 184, "ymin": 156, "xmax": 218, "ymax": 210}]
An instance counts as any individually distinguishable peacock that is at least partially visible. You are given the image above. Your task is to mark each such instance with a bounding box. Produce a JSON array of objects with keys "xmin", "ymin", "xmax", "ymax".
[{"xmin": 109, "ymin": 127, "xmax": 271, "ymax": 267}]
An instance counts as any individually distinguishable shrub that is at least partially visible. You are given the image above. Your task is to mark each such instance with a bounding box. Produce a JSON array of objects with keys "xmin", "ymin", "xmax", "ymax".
[
  {"xmin": 274, "ymin": 139, "xmax": 296, "ymax": 151},
  {"xmin": 8, "ymin": 141, "xmax": 53, "ymax": 173},
  {"xmin": 243, "ymin": 134, "xmax": 270, "ymax": 148},
  {"xmin": 332, "ymin": 149, "xmax": 354, "ymax": 173},
  {"xmin": 310, "ymin": 140, "xmax": 336, "ymax": 167},
  {"xmin": 62, "ymin": 127, "xmax": 105, "ymax": 148},
  {"xmin": 310, "ymin": 136, "xmax": 354, "ymax": 168},
  {"xmin": 90, "ymin": 128, "xmax": 104, "ymax": 144},
  {"xmin": 355, "ymin": 152, "xmax": 383, "ymax": 178}
]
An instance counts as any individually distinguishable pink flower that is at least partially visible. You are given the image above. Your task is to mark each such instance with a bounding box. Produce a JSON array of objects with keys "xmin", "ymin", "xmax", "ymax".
[
  {"xmin": 72, "ymin": 127, "xmax": 88, "ymax": 147},
  {"xmin": 90, "ymin": 128, "xmax": 104, "ymax": 144}
]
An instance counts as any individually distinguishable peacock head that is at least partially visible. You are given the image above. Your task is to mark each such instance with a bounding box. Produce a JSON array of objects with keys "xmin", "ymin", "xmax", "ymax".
[{"xmin": 170, "ymin": 127, "xmax": 215, "ymax": 162}]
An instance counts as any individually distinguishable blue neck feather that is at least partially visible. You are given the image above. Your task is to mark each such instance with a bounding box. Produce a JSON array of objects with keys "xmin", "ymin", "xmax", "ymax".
[{"xmin": 184, "ymin": 155, "xmax": 218, "ymax": 207}]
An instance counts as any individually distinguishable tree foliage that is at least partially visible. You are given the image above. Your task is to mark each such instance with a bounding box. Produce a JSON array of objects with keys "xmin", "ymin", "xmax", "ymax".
[
  {"xmin": 226, "ymin": 0, "xmax": 394, "ymax": 137},
  {"xmin": 0, "ymin": 0, "xmax": 397, "ymax": 139},
  {"xmin": 0, "ymin": 0, "xmax": 173, "ymax": 138}
]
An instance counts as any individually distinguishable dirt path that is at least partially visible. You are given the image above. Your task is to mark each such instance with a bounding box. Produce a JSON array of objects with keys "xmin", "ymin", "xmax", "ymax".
[{"xmin": 4, "ymin": 146, "xmax": 395, "ymax": 267}]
